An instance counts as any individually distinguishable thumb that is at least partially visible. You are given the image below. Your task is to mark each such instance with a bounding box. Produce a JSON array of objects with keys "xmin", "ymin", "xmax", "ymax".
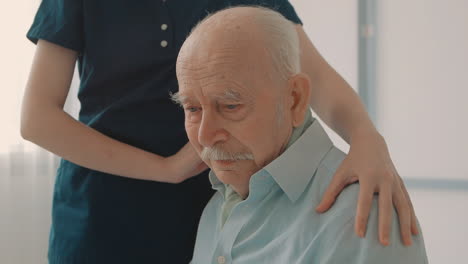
[{"xmin": 316, "ymin": 166, "xmax": 349, "ymax": 213}]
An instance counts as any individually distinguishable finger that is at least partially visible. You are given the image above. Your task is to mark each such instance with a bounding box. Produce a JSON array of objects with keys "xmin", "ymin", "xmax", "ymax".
[
  {"xmin": 400, "ymin": 179, "xmax": 419, "ymax": 235},
  {"xmin": 409, "ymin": 203, "xmax": 419, "ymax": 235},
  {"xmin": 355, "ymin": 182, "xmax": 375, "ymax": 238},
  {"xmin": 394, "ymin": 184, "xmax": 413, "ymax": 246},
  {"xmin": 316, "ymin": 167, "xmax": 348, "ymax": 213},
  {"xmin": 378, "ymin": 186, "xmax": 392, "ymax": 246}
]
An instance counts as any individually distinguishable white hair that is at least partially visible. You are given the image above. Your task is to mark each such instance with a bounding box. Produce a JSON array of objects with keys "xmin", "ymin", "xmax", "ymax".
[
  {"xmin": 201, "ymin": 145, "xmax": 254, "ymax": 161},
  {"xmin": 252, "ymin": 6, "xmax": 301, "ymax": 81},
  {"xmin": 248, "ymin": 6, "xmax": 300, "ymax": 127}
]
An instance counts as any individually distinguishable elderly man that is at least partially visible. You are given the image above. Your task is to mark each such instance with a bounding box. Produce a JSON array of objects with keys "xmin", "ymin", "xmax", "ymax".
[{"xmin": 172, "ymin": 6, "xmax": 428, "ymax": 264}]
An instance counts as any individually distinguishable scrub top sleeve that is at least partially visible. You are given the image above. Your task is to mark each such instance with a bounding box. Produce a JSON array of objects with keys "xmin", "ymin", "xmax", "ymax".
[
  {"xmin": 26, "ymin": 0, "xmax": 84, "ymax": 52},
  {"xmin": 271, "ymin": 0, "xmax": 303, "ymax": 25}
]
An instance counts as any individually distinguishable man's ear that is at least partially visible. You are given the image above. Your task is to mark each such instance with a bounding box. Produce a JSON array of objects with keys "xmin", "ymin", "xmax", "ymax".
[{"xmin": 287, "ymin": 73, "xmax": 311, "ymax": 127}]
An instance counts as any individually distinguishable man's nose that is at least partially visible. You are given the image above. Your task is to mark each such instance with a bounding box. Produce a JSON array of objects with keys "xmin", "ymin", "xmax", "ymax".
[{"xmin": 198, "ymin": 111, "xmax": 229, "ymax": 147}]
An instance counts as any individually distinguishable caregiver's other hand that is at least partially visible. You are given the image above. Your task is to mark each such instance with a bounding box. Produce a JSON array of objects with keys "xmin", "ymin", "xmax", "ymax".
[
  {"xmin": 166, "ymin": 142, "xmax": 208, "ymax": 184},
  {"xmin": 316, "ymin": 132, "xmax": 418, "ymax": 246}
]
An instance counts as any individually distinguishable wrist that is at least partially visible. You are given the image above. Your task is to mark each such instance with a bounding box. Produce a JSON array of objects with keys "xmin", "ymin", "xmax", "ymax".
[
  {"xmin": 163, "ymin": 156, "xmax": 182, "ymax": 184},
  {"xmin": 349, "ymin": 125, "xmax": 384, "ymax": 146}
]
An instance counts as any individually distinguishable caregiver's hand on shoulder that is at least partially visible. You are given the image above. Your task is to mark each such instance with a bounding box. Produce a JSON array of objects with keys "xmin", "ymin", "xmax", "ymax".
[
  {"xmin": 166, "ymin": 142, "xmax": 208, "ymax": 184},
  {"xmin": 316, "ymin": 132, "xmax": 419, "ymax": 247}
]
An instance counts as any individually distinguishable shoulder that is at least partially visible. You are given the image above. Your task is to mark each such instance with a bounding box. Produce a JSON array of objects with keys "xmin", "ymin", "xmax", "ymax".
[
  {"xmin": 304, "ymin": 146, "xmax": 353, "ymax": 213},
  {"xmin": 301, "ymin": 148, "xmax": 428, "ymax": 263},
  {"xmin": 217, "ymin": 0, "xmax": 302, "ymax": 24}
]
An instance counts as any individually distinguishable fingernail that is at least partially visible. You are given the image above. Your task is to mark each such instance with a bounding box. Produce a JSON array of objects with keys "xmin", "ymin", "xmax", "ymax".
[
  {"xmin": 382, "ymin": 238, "xmax": 389, "ymax": 246},
  {"xmin": 406, "ymin": 238, "xmax": 413, "ymax": 246},
  {"xmin": 359, "ymin": 229, "xmax": 365, "ymax": 237}
]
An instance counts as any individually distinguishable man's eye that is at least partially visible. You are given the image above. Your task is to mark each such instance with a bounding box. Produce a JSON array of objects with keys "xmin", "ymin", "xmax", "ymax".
[
  {"xmin": 186, "ymin": 106, "xmax": 201, "ymax": 113},
  {"xmin": 224, "ymin": 104, "xmax": 239, "ymax": 110}
]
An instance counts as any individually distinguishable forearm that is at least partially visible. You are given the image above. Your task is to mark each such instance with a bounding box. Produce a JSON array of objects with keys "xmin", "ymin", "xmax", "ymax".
[
  {"xmin": 309, "ymin": 64, "xmax": 378, "ymax": 144},
  {"xmin": 20, "ymin": 40, "xmax": 178, "ymax": 183},
  {"xmin": 21, "ymin": 107, "xmax": 173, "ymax": 182},
  {"xmin": 296, "ymin": 25, "xmax": 380, "ymax": 144}
]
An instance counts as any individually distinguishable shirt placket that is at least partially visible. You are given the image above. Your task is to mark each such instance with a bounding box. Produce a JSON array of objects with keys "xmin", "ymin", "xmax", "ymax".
[
  {"xmin": 211, "ymin": 171, "xmax": 275, "ymax": 264},
  {"xmin": 212, "ymin": 202, "xmax": 250, "ymax": 264}
]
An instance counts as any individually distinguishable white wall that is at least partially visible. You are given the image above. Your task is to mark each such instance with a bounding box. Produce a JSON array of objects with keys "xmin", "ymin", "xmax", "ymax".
[
  {"xmin": 376, "ymin": 1, "xmax": 468, "ymax": 263},
  {"xmin": 0, "ymin": 0, "xmax": 41, "ymax": 154},
  {"xmin": 376, "ymin": 0, "xmax": 468, "ymax": 179},
  {"xmin": 290, "ymin": 0, "xmax": 358, "ymax": 153}
]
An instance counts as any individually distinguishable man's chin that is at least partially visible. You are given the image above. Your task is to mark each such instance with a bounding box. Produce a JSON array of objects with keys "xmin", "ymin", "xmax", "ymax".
[
  {"xmin": 211, "ymin": 164, "xmax": 237, "ymax": 175},
  {"xmin": 212, "ymin": 169, "xmax": 239, "ymax": 184},
  {"xmin": 208, "ymin": 160, "xmax": 257, "ymax": 180}
]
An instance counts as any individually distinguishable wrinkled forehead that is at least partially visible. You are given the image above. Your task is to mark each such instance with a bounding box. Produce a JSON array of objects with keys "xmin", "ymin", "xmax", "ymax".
[
  {"xmin": 176, "ymin": 46, "xmax": 260, "ymax": 97},
  {"xmin": 178, "ymin": 54, "xmax": 249, "ymax": 85},
  {"xmin": 177, "ymin": 69, "xmax": 254, "ymax": 105}
]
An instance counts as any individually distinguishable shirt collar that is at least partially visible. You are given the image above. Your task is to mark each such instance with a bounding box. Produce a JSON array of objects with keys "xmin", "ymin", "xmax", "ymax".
[{"xmin": 263, "ymin": 112, "xmax": 333, "ymax": 203}]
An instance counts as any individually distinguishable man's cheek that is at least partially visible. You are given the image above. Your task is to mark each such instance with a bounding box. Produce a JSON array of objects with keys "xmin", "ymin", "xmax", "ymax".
[
  {"xmin": 249, "ymin": 147, "xmax": 266, "ymax": 168},
  {"xmin": 185, "ymin": 123, "xmax": 198, "ymax": 138},
  {"xmin": 185, "ymin": 121, "xmax": 198, "ymax": 135}
]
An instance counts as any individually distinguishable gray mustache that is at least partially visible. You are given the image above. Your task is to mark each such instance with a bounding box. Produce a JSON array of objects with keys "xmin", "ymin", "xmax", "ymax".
[{"xmin": 201, "ymin": 146, "xmax": 254, "ymax": 161}]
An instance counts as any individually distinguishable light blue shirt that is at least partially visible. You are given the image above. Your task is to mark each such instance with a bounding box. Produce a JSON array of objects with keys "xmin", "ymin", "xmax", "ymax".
[{"xmin": 191, "ymin": 116, "xmax": 428, "ymax": 264}]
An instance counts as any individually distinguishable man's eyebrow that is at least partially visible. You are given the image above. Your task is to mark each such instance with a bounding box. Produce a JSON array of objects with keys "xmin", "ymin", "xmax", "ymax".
[
  {"xmin": 170, "ymin": 92, "xmax": 189, "ymax": 106},
  {"xmin": 214, "ymin": 89, "xmax": 243, "ymax": 102},
  {"xmin": 170, "ymin": 89, "xmax": 243, "ymax": 106}
]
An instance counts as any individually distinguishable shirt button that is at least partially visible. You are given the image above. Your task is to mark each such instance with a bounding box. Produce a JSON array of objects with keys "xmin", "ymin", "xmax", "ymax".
[
  {"xmin": 218, "ymin": 256, "xmax": 226, "ymax": 264},
  {"xmin": 161, "ymin": 24, "xmax": 168, "ymax": 31},
  {"xmin": 160, "ymin": 40, "xmax": 168, "ymax": 48}
]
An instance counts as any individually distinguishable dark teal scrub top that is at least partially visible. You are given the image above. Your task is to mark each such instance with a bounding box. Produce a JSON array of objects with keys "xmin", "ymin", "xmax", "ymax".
[{"xmin": 27, "ymin": 0, "xmax": 302, "ymax": 263}]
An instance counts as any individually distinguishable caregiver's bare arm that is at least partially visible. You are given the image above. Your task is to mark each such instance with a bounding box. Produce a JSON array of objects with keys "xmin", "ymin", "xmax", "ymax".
[{"xmin": 21, "ymin": 40, "xmax": 206, "ymax": 183}]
